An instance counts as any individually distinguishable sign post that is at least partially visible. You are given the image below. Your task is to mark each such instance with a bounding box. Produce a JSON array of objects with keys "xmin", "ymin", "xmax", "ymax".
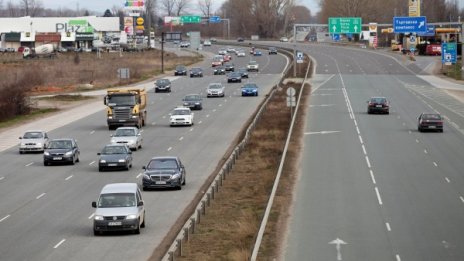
[{"xmin": 441, "ymin": 42, "xmax": 457, "ymax": 65}]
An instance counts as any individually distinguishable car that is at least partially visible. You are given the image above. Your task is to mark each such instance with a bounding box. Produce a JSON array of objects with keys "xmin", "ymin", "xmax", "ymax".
[
  {"xmin": 170, "ymin": 107, "xmax": 194, "ymax": 126},
  {"xmin": 92, "ymin": 183, "xmax": 145, "ymax": 235},
  {"xmin": 367, "ymin": 97, "xmax": 389, "ymax": 114},
  {"xmin": 183, "ymin": 94, "xmax": 203, "ymax": 110},
  {"xmin": 207, "ymin": 83, "xmax": 225, "ymax": 97},
  {"xmin": 218, "ymin": 48, "xmax": 227, "ymax": 55},
  {"xmin": 223, "ymin": 54, "xmax": 232, "ymax": 62},
  {"xmin": 174, "ymin": 65, "xmax": 187, "ymax": 76},
  {"xmin": 43, "ymin": 138, "xmax": 80, "ymax": 166},
  {"xmin": 180, "ymin": 41, "xmax": 190, "ymax": 48},
  {"xmin": 253, "ymin": 50, "xmax": 262, "ymax": 56},
  {"xmin": 250, "ymin": 47, "xmax": 255, "ymax": 54},
  {"xmin": 269, "ymin": 47, "xmax": 278, "ymax": 55},
  {"xmin": 236, "ymin": 49, "xmax": 246, "ymax": 57},
  {"xmin": 210, "ymin": 38, "xmax": 217, "ymax": 43},
  {"xmin": 17, "ymin": 46, "xmax": 26, "ymax": 53},
  {"xmin": 203, "ymin": 40, "xmax": 212, "ymax": 46},
  {"xmin": 154, "ymin": 78, "xmax": 172, "ymax": 93},
  {"xmin": 226, "ymin": 47, "xmax": 236, "ymax": 53},
  {"xmin": 213, "ymin": 65, "xmax": 226, "ymax": 75},
  {"xmin": 142, "ymin": 156, "xmax": 186, "ymax": 190},
  {"xmin": 241, "ymin": 83, "xmax": 259, "ymax": 96},
  {"xmin": 247, "ymin": 61, "xmax": 259, "ymax": 72},
  {"xmin": 237, "ymin": 68, "xmax": 249, "ymax": 78},
  {"xmin": 280, "ymin": 37, "xmax": 289, "ymax": 42},
  {"xmin": 6, "ymin": 47, "xmax": 15, "ymax": 53},
  {"xmin": 224, "ymin": 62, "xmax": 235, "ymax": 72},
  {"xmin": 212, "ymin": 56, "xmax": 223, "ymax": 67},
  {"xmin": 227, "ymin": 72, "xmax": 242, "ymax": 83},
  {"xmin": 418, "ymin": 113, "xmax": 444, "ymax": 132},
  {"xmin": 19, "ymin": 130, "xmax": 49, "ymax": 154},
  {"xmin": 190, "ymin": 67, "xmax": 203, "ymax": 78},
  {"xmin": 237, "ymin": 37, "xmax": 244, "ymax": 42},
  {"xmin": 110, "ymin": 127, "xmax": 143, "ymax": 151},
  {"xmin": 98, "ymin": 144, "xmax": 133, "ymax": 171},
  {"xmin": 57, "ymin": 47, "xmax": 68, "ymax": 53}
]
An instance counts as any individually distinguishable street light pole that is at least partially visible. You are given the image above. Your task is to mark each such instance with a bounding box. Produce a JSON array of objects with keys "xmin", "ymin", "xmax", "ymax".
[{"xmin": 161, "ymin": 32, "xmax": 165, "ymax": 73}]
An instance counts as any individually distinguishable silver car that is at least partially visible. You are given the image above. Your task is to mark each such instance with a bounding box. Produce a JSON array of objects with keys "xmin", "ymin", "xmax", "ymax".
[
  {"xmin": 19, "ymin": 130, "xmax": 49, "ymax": 154},
  {"xmin": 207, "ymin": 83, "xmax": 225, "ymax": 97},
  {"xmin": 110, "ymin": 127, "xmax": 142, "ymax": 151}
]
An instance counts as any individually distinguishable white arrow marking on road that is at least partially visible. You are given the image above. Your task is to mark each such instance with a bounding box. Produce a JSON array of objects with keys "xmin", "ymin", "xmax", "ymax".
[
  {"xmin": 53, "ymin": 239, "xmax": 66, "ymax": 249},
  {"xmin": 329, "ymin": 238, "xmax": 347, "ymax": 261},
  {"xmin": 304, "ymin": 131, "xmax": 340, "ymax": 135},
  {"xmin": 309, "ymin": 104, "xmax": 335, "ymax": 107}
]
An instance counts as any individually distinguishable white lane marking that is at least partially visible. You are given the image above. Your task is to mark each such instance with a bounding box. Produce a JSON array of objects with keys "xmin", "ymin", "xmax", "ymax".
[
  {"xmin": 416, "ymin": 139, "xmax": 419, "ymax": 143},
  {"xmin": 445, "ymin": 177, "xmax": 451, "ymax": 183},
  {"xmin": 424, "ymin": 149, "xmax": 428, "ymax": 154},
  {"xmin": 356, "ymin": 127, "xmax": 360, "ymax": 135},
  {"xmin": 375, "ymin": 187, "xmax": 383, "ymax": 205},
  {"xmin": 397, "ymin": 115, "xmax": 401, "ymax": 119},
  {"xmin": 88, "ymin": 213, "xmax": 95, "ymax": 220},
  {"xmin": 167, "ymin": 147, "xmax": 172, "ymax": 151},
  {"xmin": 89, "ymin": 161, "xmax": 95, "ymax": 165},
  {"xmin": 136, "ymin": 173, "xmax": 142, "ymax": 179},
  {"xmin": 358, "ymin": 135, "xmax": 363, "ymax": 144},
  {"xmin": 365, "ymin": 156, "xmax": 371, "ymax": 169},
  {"xmin": 304, "ymin": 131, "xmax": 340, "ymax": 135},
  {"xmin": 451, "ymin": 122, "xmax": 459, "ymax": 129},
  {"xmin": 65, "ymin": 175, "xmax": 73, "ymax": 181},
  {"xmin": 0, "ymin": 215, "xmax": 10, "ymax": 222},
  {"xmin": 53, "ymin": 239, "xmax": 66, "ymax": 249},
  {"xmin": 408, "ymin": 130, "xmax": 412, "ymax": 134},
  {"xmin": 162, "ymin": 115, "xmax": 166, "ymax": 119},
  {"xmin": 433, "ymin": 162, "xmax": 438, "ymax": 167},
  {"xmin": 25, "ymin": 162, "xmax": 34, "ymax": 167},
  {"xmin": 353, "ymin": 120, "xmax": 358, "ymax": 127},
  {"xmin": 151, "ymin": 122, "xmax": 156, "ymax": 126},
  {"xmin": 386, "ymin": 222, "xmax": 391, "ymax": 231},
  {"xmin": 370, "ymin": 170, "xmax": 376, "ymax": 184},
  {"xmin": 460, "ymin": 196, "xmax": 464, "ymax": 203},
  {"xmin": 396, "ymin": 254, "xmax": 401, "ymax": 261},
  {"xmin": 198, "ymin": 121, "xmax": 202, "ymax": 124},
  {"xmin": 402, "ymin": 122, "xmax": 406, "ymax": 126},
  {"xmin": 179, "ymin": 137, "xmax": 184, "ymax": 141},
  {"xmin": 219, "ymin": 104, "xmax": 223, "ymax": 107},
  {"xmin": 206, "ymin": 114, "xmax": 210, "ymax": 118},
  {"xmin": 90, "ymin": 130, "xmax": 95, "ymax": 135},
  {"xmin": 36, "ymin": 193, "xmax": 46, "ymax": 199},
  {"xmin": 213, "ymin": 109, "xmax": 217, "ymax": 112},
  {"xmin": 362, "ymin": 145, "xmax": 367, "ymax": 155},
  {"xmin": 190, "ymin": 128, "xmax": 194, "ymax": 131},
  {"xmin": 0, "ymin": 177, "xmax": 4, "ymax": 181}
]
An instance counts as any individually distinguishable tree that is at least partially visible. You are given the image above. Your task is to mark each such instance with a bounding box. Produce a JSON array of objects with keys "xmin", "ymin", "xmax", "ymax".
[
  {"xmin": 175, "ymin": 0, "xmax": 189, "ymax": 16},
  {"xmin": 20, "ymin": 0, "xmax": 42, "ymax": 16},
  {"xmin": 103, "ymin": 9, "xmax": 112, "ymax": 17},
  {"xmin": 160, "ymin": 0, "xmax": 175, "ymax": 16},
  {"xmin": 198, "ymin": 0, "xmax": 212, "ymax": 17}
]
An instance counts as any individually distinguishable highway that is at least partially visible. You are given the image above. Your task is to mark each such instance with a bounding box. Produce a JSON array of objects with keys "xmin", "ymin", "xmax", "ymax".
[
  {"xmin": 0, "ymin": 45, "xmax": 288, "ymax": 260},
  {"xmin": 284, "ymin": 44, "xmax": 464, "ymax": 260}
]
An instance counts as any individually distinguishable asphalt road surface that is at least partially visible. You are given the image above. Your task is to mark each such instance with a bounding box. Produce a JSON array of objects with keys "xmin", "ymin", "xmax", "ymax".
[
  {"xmin": 0, "ymin": 45, "xmax": 288, "ymax": 260},
  {"xmin": 284, "ymin": 44, "xmax": 464, "ymax": 260}
]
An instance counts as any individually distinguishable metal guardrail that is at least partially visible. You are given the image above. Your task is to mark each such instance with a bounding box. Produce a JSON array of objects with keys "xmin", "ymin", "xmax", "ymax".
[{"xmin": 161, "ymin": 45, "xmax": 295, "ymax": 261}]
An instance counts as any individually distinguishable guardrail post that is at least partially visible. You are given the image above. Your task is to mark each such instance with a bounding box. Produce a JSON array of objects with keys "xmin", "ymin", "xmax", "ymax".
[
  {"xmin": 207, "ymin": 192, "xmax": 211, "ymax": 206},
  {"xmin": 168, "ymin": 251, "xmax": 174, "ymax": 261},
  {"xmin": 177, "ymin": 239, "xmax": 182, "ymax": 257},
  {"xmin": 211, "ymin": 186, "xmax": 215, "ymax": 199},
  {"xmin": 184, "ymin": 227, "xmax": 189, "ymax": 241},
  {"xmin": 197, "ymin": 209, "xmax": 201, "ymax": 223},
  {"xmin": 201, "ymin": 200, "xmax": 206, "ymax": 215},
  {"xmin": 190, "ymin": 218, "xmax": 196, "ymax": 233}
]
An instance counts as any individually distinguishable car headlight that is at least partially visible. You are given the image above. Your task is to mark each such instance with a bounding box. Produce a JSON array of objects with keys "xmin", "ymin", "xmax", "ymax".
[
  {"xmin": 183, "ymin": 102, "xmax": 189, "ymax": 106},
  {"xmin": 94, "ymin": 215, "xmax": 104, "ymax": 221},
  {"xmin": 36, "ymin": 143, "xmax": 42, "ymax": 147},
  {"xmin": 126, "ymin": 214, "xmax": 137, "ymax": 220},
  {"xmin": 143, "ymin": 174, "xmax": 150, "ymax": 180},
  {"xmin": 110, "ymin": 139, "xmax": 116, "ymax": 143},
  {"xmin": 100, "ymin": 159, "xmax": 106, "ymax": 163},
  {"xmin": 108, "ymin": 116, "xmax": 113, "ymax": 119},
  {"xmin": 118, "ymin": 159, "xmax": 126, "ymax": 163},
  {"xmin": 127, "ymin": 140, "xmax": 135, "ymax": 144},
  {"xmin": 195, "ymin": 102, "xmax": 200, "ymax": 105},
  {"xmin": 131, "ymin": 115, "xmax": 138, "ymax": 118},
  {"xmin": 65, "ymin": 151, "xmax": 73, "ymax": 156},
  {"xmin": 44, "ymin": 151, "xmax": 50, "ymax": 156},
  {"xmin": 170, "ymin": 174, "xmax": 180, "ymax": 180}
]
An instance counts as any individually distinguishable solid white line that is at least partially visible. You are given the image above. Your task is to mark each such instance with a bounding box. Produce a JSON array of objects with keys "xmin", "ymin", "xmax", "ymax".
[
  {"xmin": 386, "ymin": 222, "xmax": 391, "ymax": 231},
  {"xmin": 375, "ymin": 187, "xmax": 383, "ymax": 205},
  {"xmin": 359, "ymin": 135, "xmax": 363, "ymax": 144},
  {"xmin": 65, "ymin": 175, "xmax": 73, "ymax": 181},
  {"xmin": 362, "ymin": 145, "xmax": 367, "ymax": 155},
  {"xmin": 396, "ymin": 254, "xmax": 401, "ymax": 261},
  {"xmin": 53, "ymin": 239, "xmax": 66, "ymax": 249},
  {"xmin": 353, "ymin": 120, "xmax": 358, "ymax": 127},
  {"xmin": 370, "ymin": 170, "xmax": 376, "ymax": 184},
  {"xmin": 36, "ymin": 193, "xmax": 46, "ymax": 199},
  {"xmin": 0, "ymin": 177, "xmax": 4, "ymax": 181},
  {"xmin": 433, "ymin": 162, "xmax": 438, "ymax": 167},
  {"xmin": 365, "ymin": 156, "xmax": 371, "ymax": 168},
  {"xmin": 25, "ymin": 162, "xmax": 34, "ymax": 167},
  {"xmin": 88, "ymin": 213, "xmax": 95, "ymax": 219},
  {"xmin": 445, "ymin": 177, "xmax": 451, "ymax": 183},
  {"xmin": 167, "ymin": 147, "xmax": 172, "ymax": 151},
  {"xmin": 89, "ymin": 161, "xmax": 95, "ymax": 165},
  {"xmin": 424, "ymin": 149, "xmax": 428, "ymax": 154},
  {"xmin": 0, "ymin": 215, "xmax": 10, "ymax": 222},
  {"xmin": 198, "ymin": 121, "xmax": 202, "ymax": 124},
  {"xmin": 356, "ymin": 127, "xmax": 360, "ymax": 135},
  {"xmin": 460, "ymin": 196, "xmax": 464, "ymax": 203},
  {"xmin": 136, "ymin": 173, "xmax": 142, "ymax": 179},
  {"xmin": 90, "ymin": 130, "xmax": 95, "ymax": 135}
]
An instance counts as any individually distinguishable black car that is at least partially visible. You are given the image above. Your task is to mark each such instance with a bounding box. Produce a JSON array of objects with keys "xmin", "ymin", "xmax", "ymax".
[
  {"xmin": 155, "ymin": 78, "xmax": 172, "ymax": 93},
  {"xmin": 44, "ymin": 138, "xmax": 80, "ymax": 165},
  {"xmin": 98, "ymin": 144, "xmax": 133, "ymax": 171},
  {"xmin": 174, "ymin": 65, "xmax": 187, "ymax": 76},
  {"xmin": 213, "ymin": 66, "xmax": 226, "ymax": 75},
  {"xmin": 237, "ymin": 37, "xmax": 244, "ymax": 42},
  {"xmin": 190, "ymin": 67, "xmax": 203, "ymax": 78},
  {"xmin": 418, "ymin": 113, "xmax": 444, "ymax": 132},
  {"xmin": 183, "ymin": 94, "xmax": 203, "ymax": 110},
  {"xmin": 224, "ymin": 62, "xmax": 235, "ymax": 72},
  {"xmin": 367, "ymin": 97, "xmax": 389, "ymax": 114},
  {"xmin": 269, "ymin": 47, "xmax": 278, "ymax": 55},
  {"xmin": 237, "ymin": 68, "xmax": 249, "ymax": 78},
  {"xmin": 227, "ymin": 72, "xmax": 242, "ymax": 83},
  {"xmin": 142, "ymin": 156, "xmax": 186, "ymax": 190}
]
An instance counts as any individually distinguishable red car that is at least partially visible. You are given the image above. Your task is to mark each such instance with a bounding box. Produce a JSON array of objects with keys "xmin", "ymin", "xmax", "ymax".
[
  {"xmin": 223, "ymin": 54, "xmax": 232, "ymax": 62},
  {"xmin": 367, "ymin": 97, "xmax": 389, "ymax": 114}
]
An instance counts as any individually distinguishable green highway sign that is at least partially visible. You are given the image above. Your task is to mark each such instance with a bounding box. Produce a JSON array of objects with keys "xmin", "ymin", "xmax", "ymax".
[
  {"xmin": 181, "ymin": 15, "xmax": 201, "ymax": 23},
  {"xmin": 329, "ymin": 17, "xmax": 362, "ymax": 34}
]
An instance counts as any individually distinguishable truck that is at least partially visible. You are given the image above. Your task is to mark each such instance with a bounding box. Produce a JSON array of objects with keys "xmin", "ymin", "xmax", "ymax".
[
  {"xmin": 23, "ymin": 44, "xmax": 56, "ymax": 59},
  {"xmin": 104, "ymin": 88, "xmax": 147, "ymax": 130}
]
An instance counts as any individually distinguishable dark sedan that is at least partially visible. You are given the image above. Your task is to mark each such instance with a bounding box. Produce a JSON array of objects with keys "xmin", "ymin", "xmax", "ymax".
[
  {"xmin": 269, "ymin": 47, "xmax": 278, "ymax": 55},
  {"xmin": 98, "ymin": 144, "xmax": 133, "ymax": 171},
  {"xmin": 43, "ymin": 138, "xmax": 80, "ymax": 166},
  {"xmin": 190, "ymin": 67, "xmax": 203, "ymax": 78},
  {"xmin": 142, "ymin": 156, "xmax": 186, "ymax": 190},
  {"xmin": 237, "ymin": 68, "xmax": 249, "ymax": 78},
  {"xmin": 155, "ymin": 78, "xmax": 172, "ymax": 93},
  {"xmin": 367, "ymin": 97, "xmax": 389, "ymax": 114},
  {"xmin": 227, "ymin": 72, "xmax": 242, "ymax": 83},
  {"xmin": 224, "ymin": 62, "xmax": 235, "ymax": 72},
  {"xmin": 174, "ymin": 65, "xmax": 187, "ymax": 76},
  {"xmin": 183, "ymin": 94, "xmax": 203, "ymax": 110},
  {"xmin": 213, "ymin": 66, "xmax": 226, "ymax": 75},
  {"xmin": 418, "ymin": 113, "xmax": 444, "ymax": 132},
  {"xmin": 241, "ymin": 83, "xmax": 258, "ymax": 96}
]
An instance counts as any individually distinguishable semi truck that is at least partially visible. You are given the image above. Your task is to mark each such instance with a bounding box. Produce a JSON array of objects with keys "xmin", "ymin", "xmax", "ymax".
[
  {"xmin": 23, "ymin": 44, "xmax": 56, "ymax": 59},
  {"xmin": 104, "ymin": 88, "xmax": 147, "ymax": 130}
]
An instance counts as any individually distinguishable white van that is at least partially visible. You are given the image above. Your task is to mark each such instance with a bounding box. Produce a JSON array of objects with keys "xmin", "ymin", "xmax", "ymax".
[{"xmin": 92, "ymin": 183, "xmax": 145, "ymax": 235}]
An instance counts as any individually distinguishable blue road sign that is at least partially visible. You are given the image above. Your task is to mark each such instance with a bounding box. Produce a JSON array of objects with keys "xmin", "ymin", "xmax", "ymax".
[
  {"xmin": 442, "ymin": 42, "xmax": 457, "ymax": 64},
  {"xmin": 209, "ymin": 16, "xmax": 221, "ymax": 23},
  {"xmin": 417, "ymin": 25, "xmax": 435, "ymax": 36},
  {"xmin": 393, "ymin": 16, "xmax": 427, "ymax": 33}
]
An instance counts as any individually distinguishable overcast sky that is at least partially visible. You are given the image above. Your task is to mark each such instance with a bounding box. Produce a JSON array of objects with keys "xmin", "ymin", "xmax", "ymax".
[{"xmin": 41, "ymin": 0, "xmax": 321, "ymax": 15}]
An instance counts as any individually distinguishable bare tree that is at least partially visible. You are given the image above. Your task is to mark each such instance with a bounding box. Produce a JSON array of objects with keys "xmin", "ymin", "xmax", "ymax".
[
  {"xmin": 175, "ymin": 0, "xmax": 189, "ymax": 16},
  {"xmin": 20, "ymin": 0, "xmax": 42, "ymax": 16},
  {"xmin": 7, "ymin": 0, "xmax": 19, "ymax": 17},
  {"xmin": 160, "ymin": 0, "xmax": 175, "ymax": 16},
  {"xmin": 198, "ymin": 0, "xmax": 212, "ymax": 17}
]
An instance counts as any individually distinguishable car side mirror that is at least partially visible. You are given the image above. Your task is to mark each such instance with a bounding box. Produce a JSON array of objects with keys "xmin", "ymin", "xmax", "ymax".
[
  {"xmin": 142, "ymin": 166, "xmax": 146, "ymax": 170},
  {"xmin": 92, "ymin": 201, "xmax": 97, "ymax": 208},
  {"xmin": 19, "ymin": 137, "xmax": 22, "ymax": 139},
  {"xmin": 137, "ymin": 201, "xmax": 144, "ymax": 207}
]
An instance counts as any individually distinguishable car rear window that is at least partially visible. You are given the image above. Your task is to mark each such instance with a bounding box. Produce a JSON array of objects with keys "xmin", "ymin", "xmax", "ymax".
[
  {"xmin": 371, "ymin": 98, "xmax": 386, "ymax": 103},
  {"xmin": 423, "ymin": 114, "xmax": 441, "ymax": 120}
]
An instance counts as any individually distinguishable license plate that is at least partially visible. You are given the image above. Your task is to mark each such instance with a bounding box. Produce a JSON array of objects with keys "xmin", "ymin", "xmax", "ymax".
[
  {"xmin": 53, "ymin": 157, "xmax": 62, "ymax": 160},
  {"xmin": 156, "ymin": 181, "xmax": 167, "ymax": 185},
  {"xmin": 376, "ymin": 105, "xmax": 382, "ymax": 108},
  {"xmin": 119, "ymin": 120, "xmax": 126, "ymax": 122},
  {"xmin": 108, "ymin": 164, "xmax": 117, "ymax": 166},
  {"xmin": 108, "ymin": 221, "xmax": 122, "ymax": 226},
  {"xmin": 429, "ymin": 126, "xmax": 436, "ymax": 128}
]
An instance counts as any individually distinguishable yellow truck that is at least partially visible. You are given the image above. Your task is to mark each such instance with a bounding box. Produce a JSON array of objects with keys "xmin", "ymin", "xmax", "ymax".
[{"xmin": 104, "ymin": 88, "xmax": 147, "ymax": 130}]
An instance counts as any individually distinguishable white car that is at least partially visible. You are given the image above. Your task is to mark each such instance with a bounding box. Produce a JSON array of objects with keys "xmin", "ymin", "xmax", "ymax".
[
  {"xmin": 226, "ymin": 47, "xmax": 236, "ymax": 53},
  {"xmin": 280, "ymin": 37, "xmax": 289, "ymax": 42},
  {"xmin": 218, "ymin": 48, "xmax": 227, "ymax": 55},
  {"xmin": 19, "ymin": 130, "xmax": 49, "ymax": 153},
  {"xmin": 110, "ymin": 127, "xmax": 143, "ymax": 151},
  {"xmin": 207, "ymin": 83, "xmax": 225, "ymax": 97},
  {"xmin": 203, "ymin": 40, "xmax": 212, "ymax": 46},
  {"xmin": 247, "ymin": 61, "xmax": 259, "ymax": 72},
  {"xmin": 170, "ymin": 107, "xmax": 194, "ymax": 126},
  {"xmin": 236, "ymin": 49, "xmax": 246, "ymax": 57},
  {"xmin": 180, "ymin": 41, "xmax": 190, "ymax": 48}
]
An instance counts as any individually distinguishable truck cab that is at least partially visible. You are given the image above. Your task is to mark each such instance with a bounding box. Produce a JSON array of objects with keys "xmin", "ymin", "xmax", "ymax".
[{"xmin": 104, "ymin": 88, "xmax": 147, "ymax": 130}]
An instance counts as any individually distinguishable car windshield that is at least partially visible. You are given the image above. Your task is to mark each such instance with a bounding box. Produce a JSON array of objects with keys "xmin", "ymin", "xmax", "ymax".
[
  {"xmin": 98, "ymin": 193, "xmax": 136, "ymax": 208},
  {"xmin": 156, "ymin": 79, "xmax": 169, "ymax": 85},
  {"xmin": 191, "ymin": 68, "xmax": 201, "ymax": 72},
  {"xmin": 176, "ymin": 66, "xmax": 185, "ymax": 70},
  {"xmin": 102, "ymin": 146, "xmax": 127, "ymax": 154},
  {"xmin": 147, "ymin": 158, "xmax": 178, "ymax": 169},
  {"xmin": 184, "ymin": 95, "xmax": 200, "ymax": 101},
  {"xmin": 114, "ymin": 128, "xmax": 136, "ymax": 137},
  {"xmin": 107, "ymin": 95, "xmax": 136, "ymax": 106},
  {"xmin": 48, "ymin": 140, "xmax": 72, "ymax": 149},
  {"xmin": 371, "ymin": 98, "xmax": 386, "ymax": 103},
  {"xmin": 23, "ymin": 132, "xmax": 43, "ymax": 139},
  {"xmin": 209, "ymin": 84, "xmax": 222, "ymax": 89},
  {"xmin": 244, "ymin": 84, "xmax": 257, "ymax": 88},
  {"xmin": 249, "ymin": 61, "xmax": 257, "ymax": 65},
  {"xmin": 230, "ymin": 72, "xmax": 241, "ymax": 77},
  {"xmin": 423, "ymin": 114, "xmax": 441, "ymax": 120},
  {"xmin": 172, "ymin": 109, "xmax": 190, "ymax": 115}
]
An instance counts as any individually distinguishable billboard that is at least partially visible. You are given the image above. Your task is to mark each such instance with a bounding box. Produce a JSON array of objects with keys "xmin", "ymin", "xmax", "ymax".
[
  {"xmin": 124, "ymin": 0, "xmax": 145, "ymax": 10},
  {"xmin": 124, "ymin": 17, "xmax": 134, "ymax": 36}
]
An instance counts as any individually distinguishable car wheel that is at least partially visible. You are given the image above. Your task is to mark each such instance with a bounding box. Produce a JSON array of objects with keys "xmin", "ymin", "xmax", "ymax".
[
  {"xmin": 182, "ymin": 175, "xmax": 186, "ymax": 185},
  {"xmin": 155, "ymin": 89, "xmax": 158, "ymax": 93},
  {"xmin": 418, "ymin": 126, "xmax": 422, "ymax": 132},
  {"xmin": 141, "ymin": 212, "xmax": 146, "ymax": 228},
  {"xmin": 134, "ymin": 146, "xmax": 138, "ymax": 151},
  {"xmin": 76, "ymin": 155, "xmax": 80, "ymax": 163},
  {"xmin": 71, "ymin": 156, "xmax": 75, "ymax": 165},
  {"xmin": 142, "ymin": 187, "xmax": 147, "ymax": 191},
  {"xmin": 99, "ymin": 167, "xmax": 103, "ymax": 172},
  {"xmin": 134, "ymin": 221, "xmax": 140, "ymax": 234},
  {"xmin": 94, "ymin": 230, "xmax": 101, "ymax": 236},
  {"xmin": 176, "ymin": 184, "xmax": 182, "ymax": 190},
  {"xmin": 44, "ymin": 161, "xmax": 48, "ymax": 166}
]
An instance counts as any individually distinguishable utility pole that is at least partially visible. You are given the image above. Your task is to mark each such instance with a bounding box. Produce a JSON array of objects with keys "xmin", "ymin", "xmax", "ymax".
[{"xmin": 161, "ymin": 32, "xmax": 165, "ymax": 73}]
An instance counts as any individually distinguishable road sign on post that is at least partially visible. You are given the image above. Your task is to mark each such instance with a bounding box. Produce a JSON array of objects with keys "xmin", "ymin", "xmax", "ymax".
[
  {"xmin": 209, "ymin": 16, "xmax": 221, "ymax": 23},
  {"xmin": 442, "ymin": 42, "xmax": 457, "ymax": 65},
  {"xmin": 417, "ymin": 25, "xmax": 435, "ymax": 36},
  {"xmin": 181, "ymin": 15, "xmax": 201, "ymax": 24},
  {"xmin": 328, "ymin": 17, "xmax": 362, "ymax": 34},
  {"xmin": 296, "ymin": 51, "xmax": 304, "ymax": 63},
  {"xmin": 393, "ymin": 16, "xmax": 427, "ymax": 33}
]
